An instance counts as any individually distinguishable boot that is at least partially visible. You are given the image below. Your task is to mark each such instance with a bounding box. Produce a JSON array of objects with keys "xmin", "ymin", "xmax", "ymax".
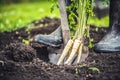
[
  {"xmin": 34, "ymin": 0, "xmax": 71, "ymax": 47},
  {"xmin": 34, "ymin": 26, "xmax": 63, "ymax": 47},
  {"xmin": 94, "ymin": 0, "xmax": 120, "ymax": 52}
]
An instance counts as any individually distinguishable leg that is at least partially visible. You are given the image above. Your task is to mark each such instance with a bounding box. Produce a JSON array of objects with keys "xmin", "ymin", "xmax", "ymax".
[{"xmin": 94, "ymin": 0, "xmax": 120, "ymax": 52}]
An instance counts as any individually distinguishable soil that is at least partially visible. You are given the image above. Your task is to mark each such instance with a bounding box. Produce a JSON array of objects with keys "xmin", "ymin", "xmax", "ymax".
[{"xmin": 0, "ymin": 17, "xmax": 120, "ymax": 80}]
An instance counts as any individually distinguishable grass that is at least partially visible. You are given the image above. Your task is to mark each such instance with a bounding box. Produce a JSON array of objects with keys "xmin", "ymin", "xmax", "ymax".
[
  {"xmin": 88, "ymin": 16, "xmax": 109, "ymax": 27},
  {"xmin": 0, "ymin": 1, "xmax": 109, "ymax": 32},
  {"xmin": 0, "ymin": 1, "xmax": 60, "ymax": 32}
]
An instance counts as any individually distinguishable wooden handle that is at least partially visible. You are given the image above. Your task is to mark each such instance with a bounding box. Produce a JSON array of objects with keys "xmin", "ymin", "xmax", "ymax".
[{"xmin": 58, "ymin": 0, "xmax": 70, "ymax": 45}]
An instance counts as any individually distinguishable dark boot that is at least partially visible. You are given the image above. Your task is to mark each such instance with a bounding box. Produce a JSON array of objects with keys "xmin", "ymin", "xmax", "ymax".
[
  {"xmin": 34, "ymin": 26, "xmax": 63, "ymax": 47},
  {"xmin": 94, "ymin": 0, "xmax": 120, "ymax": 52},
  {"xmin": 34, "ymin": 0, "xmax": 72, "ymax": 47}
]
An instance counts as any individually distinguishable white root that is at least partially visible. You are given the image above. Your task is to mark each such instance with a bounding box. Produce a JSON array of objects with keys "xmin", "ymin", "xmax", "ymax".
[
  {"xmin": 80, "ymin": 46, "xmax": 89, "ymax": 62},
  {"xmin": 57, "ymin": 39, "xmax": 73, "ymax": 65},
  {"xmin": 64, "ymin": 39, "xmax": 81, "ymax": 65},
  {"xmin": 76, "ymin": 43, "xmax": 83, "ymax": 63}
]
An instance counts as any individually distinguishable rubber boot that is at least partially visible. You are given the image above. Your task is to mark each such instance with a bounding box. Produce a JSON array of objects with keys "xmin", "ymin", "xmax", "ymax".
[
  {"xmin": 94, "ymin": 0, "xmax": 120, "ymax": 52},
  {"xmin": 34, "ymin": 26, "xmax": 63, "ymax": 47},
  {"xmin": 34, "ymin": 0, "xmax": 72, "ymax": 47}
]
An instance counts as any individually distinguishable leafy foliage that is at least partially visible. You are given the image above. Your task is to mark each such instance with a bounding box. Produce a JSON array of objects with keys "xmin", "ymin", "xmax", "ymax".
[
  {"xmin": 66, "ymin": 0, "xmax": 109, "ymax": 48},
  {"xmin": 66, "ymin": 0, "xmax": 94, "ymax": 38}
]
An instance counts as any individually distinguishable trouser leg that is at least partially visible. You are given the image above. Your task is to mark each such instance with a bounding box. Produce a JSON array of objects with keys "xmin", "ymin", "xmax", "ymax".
[{"xmin": 94, "ymin": 0, "xmax": 120, "ymax": 52}]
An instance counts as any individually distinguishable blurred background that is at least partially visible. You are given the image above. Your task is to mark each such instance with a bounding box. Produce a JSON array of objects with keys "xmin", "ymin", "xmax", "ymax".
[{"xmin": 0, "ymin": 0, "xmax": 109, "ymax": 32}]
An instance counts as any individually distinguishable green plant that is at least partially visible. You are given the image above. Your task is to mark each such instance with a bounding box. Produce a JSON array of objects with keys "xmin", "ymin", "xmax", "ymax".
[
  {"xmin": 88, "ymin": 38, "xmax": 94, "ymax": 48},
  {"xmin": 22, "ymin": 39, "xmax": 30, "ymax": 45},
  {"xmin": 57, "ymin": 0, "xmax": 94, "ymax": 65},
  {"xmin": 75, "ymin": 68, "xmax": 79, "ymax": 75},
  {"xmin": 66, "ymin": 0, "xmax": 95, "ymax": 48},
  {"xmin": 89, "ymin": 67, "xmax": 100, "ymax": 73}
]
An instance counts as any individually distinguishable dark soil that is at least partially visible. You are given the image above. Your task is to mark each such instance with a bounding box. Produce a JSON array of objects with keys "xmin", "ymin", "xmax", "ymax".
[{"xmin": 0, "ymin": 17, "xmax": 120, "ymax": 80}]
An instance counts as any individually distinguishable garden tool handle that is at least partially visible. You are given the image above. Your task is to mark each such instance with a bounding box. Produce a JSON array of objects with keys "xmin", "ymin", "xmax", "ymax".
[{"xmin": 58, "ymin": 0, "xmax": 70, "ymax": 46}]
